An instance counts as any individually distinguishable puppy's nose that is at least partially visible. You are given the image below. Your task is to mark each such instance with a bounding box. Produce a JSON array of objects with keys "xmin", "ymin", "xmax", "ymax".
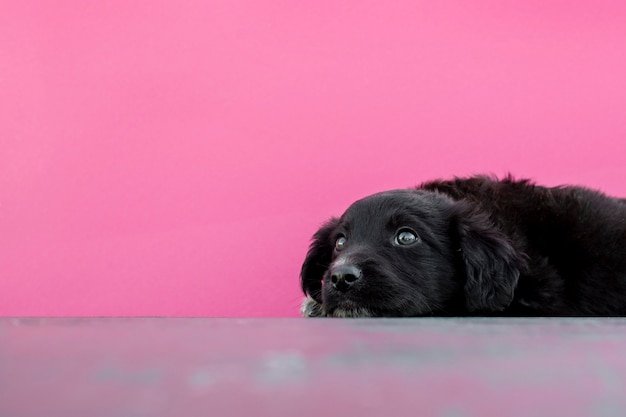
[{"xmin": 330, "ymin": 265, "xmax": 362, "ymax": 292}]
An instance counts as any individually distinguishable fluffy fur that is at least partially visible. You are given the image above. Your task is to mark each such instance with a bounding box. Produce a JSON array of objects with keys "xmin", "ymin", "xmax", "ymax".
[{"xmin": 300, "ymin": 176, "xmax": 626, "ymax": 317}]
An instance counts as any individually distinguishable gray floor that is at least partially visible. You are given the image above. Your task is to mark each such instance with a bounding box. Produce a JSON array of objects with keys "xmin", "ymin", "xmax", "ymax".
[{"xmin": 2, "ymin": 318, "xmax": 626, "ymax": 417}]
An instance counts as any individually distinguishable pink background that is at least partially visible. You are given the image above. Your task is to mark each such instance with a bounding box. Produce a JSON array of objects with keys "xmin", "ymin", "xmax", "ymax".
[{"xmin": 2, "ymin": 1, "xmax": 626, "ymax": 316}]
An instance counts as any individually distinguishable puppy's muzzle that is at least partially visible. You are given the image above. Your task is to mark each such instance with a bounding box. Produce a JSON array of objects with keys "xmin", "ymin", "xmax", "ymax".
[{"xmin": 330, "ymin": 264, "xmax": 362, "ymax": 292}]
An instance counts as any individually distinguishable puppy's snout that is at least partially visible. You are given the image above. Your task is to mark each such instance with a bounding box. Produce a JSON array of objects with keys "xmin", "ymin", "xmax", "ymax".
[{"xmin": 330, "ymin": 265, "xmax": 362, "ymax": 292}]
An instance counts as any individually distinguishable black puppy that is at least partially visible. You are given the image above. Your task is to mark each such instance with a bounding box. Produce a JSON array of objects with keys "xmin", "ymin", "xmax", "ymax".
[{"xmin": 300, "ymin": 176, "xmax": 626, "ymax": 317}]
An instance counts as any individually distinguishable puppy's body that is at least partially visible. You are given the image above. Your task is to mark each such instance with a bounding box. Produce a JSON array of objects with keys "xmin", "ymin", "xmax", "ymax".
[{"xmin": 300, "ymin": 176, "xmax": 626, "ymax": 317}]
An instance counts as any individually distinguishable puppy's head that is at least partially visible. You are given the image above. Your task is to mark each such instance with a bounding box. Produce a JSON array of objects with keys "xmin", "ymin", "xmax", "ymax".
[{"xmin": 300, "ymin": 190, "xmax": 524, "ymax": 317}]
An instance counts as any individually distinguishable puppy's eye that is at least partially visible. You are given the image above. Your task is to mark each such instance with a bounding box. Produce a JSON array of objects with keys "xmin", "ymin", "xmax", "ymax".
[
  {"xmin": 395, "ymin": 229, "xmax": 419, "ymax": 246},
  {"xmin": 335, "ymin": 236, "xmax": 347, "ymax": 251}
]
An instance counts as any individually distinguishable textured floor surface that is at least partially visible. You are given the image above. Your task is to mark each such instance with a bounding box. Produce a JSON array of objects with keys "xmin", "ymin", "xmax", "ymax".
[{"xmin": 1, "ymin": 318, "xmax": 626, "ymax": 417}]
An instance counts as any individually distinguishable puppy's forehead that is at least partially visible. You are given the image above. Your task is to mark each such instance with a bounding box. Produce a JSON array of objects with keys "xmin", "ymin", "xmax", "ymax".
[{"xmin": 341, "ymin": 190, "xmax": 439, "ymax": 225}]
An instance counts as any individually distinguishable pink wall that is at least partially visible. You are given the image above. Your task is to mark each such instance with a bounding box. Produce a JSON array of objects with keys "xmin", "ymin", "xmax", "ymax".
[{"xmin": 2, "ymin": 1, "xmax": 626, "ymax": 316}]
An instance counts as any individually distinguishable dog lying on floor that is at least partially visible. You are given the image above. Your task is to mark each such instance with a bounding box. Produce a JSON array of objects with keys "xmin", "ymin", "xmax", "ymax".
[{"xmin": 300, "ymin": 175, "xmax": 626, "ymax": 317}]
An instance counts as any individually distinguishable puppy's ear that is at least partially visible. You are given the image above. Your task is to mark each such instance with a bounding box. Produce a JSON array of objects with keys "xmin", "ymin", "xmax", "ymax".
[
  {"xmin": 300, "ymin": 218, "xmax": 339, "ymax": 303},
  {"xmin": 454, "ymin": 203, "xmax": 526, "ymax": 313}
]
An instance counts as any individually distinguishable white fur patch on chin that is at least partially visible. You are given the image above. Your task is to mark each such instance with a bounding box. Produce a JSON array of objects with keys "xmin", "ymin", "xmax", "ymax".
[
  {"xmin": 300, "ymin": 296, "xmax": 327, "ymax": 317},
  {"xmin": 300, "ymin": 296, "xmax": 374, "ymax": 318}
]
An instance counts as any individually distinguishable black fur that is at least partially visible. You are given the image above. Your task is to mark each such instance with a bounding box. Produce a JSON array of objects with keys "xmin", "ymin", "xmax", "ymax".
[{"xmin": 300, "ymin": 176, "xmax": 626, "ymax": 317}]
